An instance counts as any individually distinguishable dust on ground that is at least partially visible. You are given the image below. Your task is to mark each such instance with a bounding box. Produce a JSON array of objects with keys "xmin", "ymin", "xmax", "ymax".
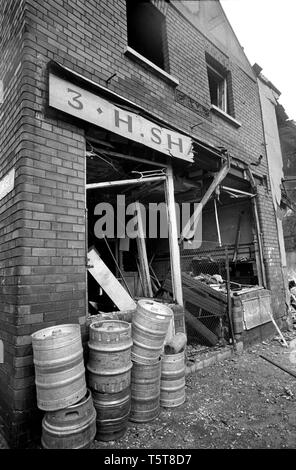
[
  {"xmin": 91, "ymin": 330, "xmax": 296, "ymax": 450},
  {"xmin": 1, "ymin": 331, "xmax": 296, "ymax": 450}
]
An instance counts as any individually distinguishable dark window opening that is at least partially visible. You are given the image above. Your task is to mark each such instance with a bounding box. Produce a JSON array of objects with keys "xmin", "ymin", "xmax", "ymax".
[
  {"xmin": 206, "ymin": 54, "xmax": 234, "ymax": 116},
  {"xmin": 207, "ymin": 65, "xmax": 228, "ymax": 113},
  {"xmin": 126, "ymin": 0, "xmax": 168, "ymax": 70}
]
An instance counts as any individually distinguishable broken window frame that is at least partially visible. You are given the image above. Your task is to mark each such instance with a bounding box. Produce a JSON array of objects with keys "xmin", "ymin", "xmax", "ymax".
[
  {"xmin": 126, "ymin": 0, "xmax": 169, "ymax": 72},
  {"xmin": 86, "ymin": 163, "xmax": 183, "ymax": 307},
  {"xmin": 207, "ymin": 63, "xmax": 228, "ymax": 113}
]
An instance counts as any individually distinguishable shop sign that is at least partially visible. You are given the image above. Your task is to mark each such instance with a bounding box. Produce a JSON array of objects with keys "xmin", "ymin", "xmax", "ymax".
[
  {"xmin": 49, "ymin": 73, "xmax": 193, "ymax": 162},
  {"xmin": 0, "ymin": 168, "xmax": 15, "ymax": 201}
]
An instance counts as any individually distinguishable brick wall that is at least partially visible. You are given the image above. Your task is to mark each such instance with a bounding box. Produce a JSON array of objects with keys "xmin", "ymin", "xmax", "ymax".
[
  {"xmin": 0, "ymin": 0, "xmax": 286, "ymax": 445},
  {"xmin": 256, "ymin": 186, "xmax": 287, "ymax": 319},
  {"xmin": 0, "ymin": 0, "xmax": 87, "ymax": 447},
  {"xmin": 21, "ymin": 0, "xmax": 266, "ymax": 170},
  {"xmin": 280, "ymin": 123, "xmax": 296, "ymax": 254},
  {"xmin": 0, "ymin": 0, "xmax": 36, "ymax": 446}
]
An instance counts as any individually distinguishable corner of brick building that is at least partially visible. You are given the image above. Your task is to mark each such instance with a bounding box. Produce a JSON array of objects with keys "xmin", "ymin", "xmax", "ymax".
[
  {"xmin": 0, "ymin": 0, "xmax": 289, "ymax": 446},
  {"xmin": 0, "ymin": 0, "xmax": 87, "ymax": 447}
]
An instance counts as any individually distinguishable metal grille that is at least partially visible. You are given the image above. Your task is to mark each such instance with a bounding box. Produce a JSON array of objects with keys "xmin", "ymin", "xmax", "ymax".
[
  {"xmin": 154, "ymin": 242, "xmax": 231, "ymax": 348},
  {"xmin": 181, "ymin": 243, "xmax": 230, "ymax": 347}
]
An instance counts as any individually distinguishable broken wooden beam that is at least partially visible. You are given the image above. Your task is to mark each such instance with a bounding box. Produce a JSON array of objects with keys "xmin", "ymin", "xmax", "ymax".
[
  {"xmin": 163, "ymin": 277, "xmax": 226, "ymax": 316},
  {"xmin": 135, "ymin": 201, "xmax": 153, "ymax": 298},
  {"xmin": 181, "ymin": 272, "xmax": 228, "ymax": 304},
  {"xmin": 87, "ymin": 247, "xmax": 136, "ymax": 311},
  {"xmin": 185, "ymin": 309, "xmax": 218, "ymax": 346},
  {"xmin": 180, "ymin": 156, "xmax": 231, "ymax": 243},
  {"xmin": 165, "ymin": 163, "xmax": 183, "ymax": 306}
]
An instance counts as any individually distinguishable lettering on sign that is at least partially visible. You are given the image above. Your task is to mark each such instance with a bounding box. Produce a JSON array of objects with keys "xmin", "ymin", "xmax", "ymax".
[
  {"xmin": 175, "ymin": 89, "xmax": 211, "ymax": 121},
  {"xmin": 0, "ymin": 168, "xmax": 15, "ymax": 201},
  {"xmin": 49, "ymin": 74, "xmax": 193, "ymax": 162}
]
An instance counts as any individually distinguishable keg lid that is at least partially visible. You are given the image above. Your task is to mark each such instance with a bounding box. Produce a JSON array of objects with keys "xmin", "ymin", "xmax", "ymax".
[
  {"xmin": 137, "ymin": 299, "xmax": 173, "ymax": 317},
  {"xmin": 90, "ymin": 320, "xmax": 131, "ymax": 332},
  {"xmin": 32, "ymin": 324, "xmax": 80, "ymax": 341}
]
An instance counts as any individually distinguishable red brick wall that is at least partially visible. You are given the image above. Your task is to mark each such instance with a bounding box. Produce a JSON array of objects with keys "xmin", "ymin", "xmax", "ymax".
[{"xmin": 0, "ymin": 0, "xmax": 286, "ymax": 445}]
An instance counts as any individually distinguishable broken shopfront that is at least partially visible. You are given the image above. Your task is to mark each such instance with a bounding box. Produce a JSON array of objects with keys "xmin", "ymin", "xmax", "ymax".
[{"xmin": 49, "ymin": 63, "xmax": 274, "ymax": 350}]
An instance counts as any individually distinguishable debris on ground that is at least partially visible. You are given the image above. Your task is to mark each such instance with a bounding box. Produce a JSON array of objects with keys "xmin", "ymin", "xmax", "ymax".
[
  {"xmin": 1, "ymin": 331, "xmax": 296, "ymax": 449},
  {"xmin": 89, "ymin": 330, "xmax": 296, "ymax": 449}
]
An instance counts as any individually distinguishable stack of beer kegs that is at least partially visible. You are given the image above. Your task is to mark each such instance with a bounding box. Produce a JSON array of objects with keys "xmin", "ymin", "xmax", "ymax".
[
  {"xmin": 160, "ymin": 332, "xmax": 187, "ymax": 409},
  {"xmin": 31, "ymin": 324, "xmax": 96, "ymax": 449},
  {"xmin": 87, "ymin": 320, "xmax": 133, "ymax": 441},
  {"xmin": 130, "ymin": 299, "xmax": 173, "ymax": 423}
]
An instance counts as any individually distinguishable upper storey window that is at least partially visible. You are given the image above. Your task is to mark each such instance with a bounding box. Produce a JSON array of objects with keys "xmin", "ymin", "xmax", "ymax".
[
  {"xmin": 207, "ymin": 63, "xmax": 228, "ymax": 113},
  {"xmin": 206, "ymin": 54, "xmax": 240, "ymax": 127},
  {"xmin": 126, "ymin": 0, "xmax": 168, "ymax": 71}
]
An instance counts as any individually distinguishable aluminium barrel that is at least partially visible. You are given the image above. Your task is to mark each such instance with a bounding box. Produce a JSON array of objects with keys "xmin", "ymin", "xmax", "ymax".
[
  {"xmin": 87, "ymin": 320, "xmax": 133, "ymax": 393},
  {"xmin": 160, "ymin": 351, "xmax": 185, "ymax": 408},
  {"xmin": 41, "ymin": 389, "xmax": 96, "ymax": 449},
  {"xmin": 31, "ymin": 324, "xmax": 87, "ymax": 411},
  {"xmin": 132, "ymin": 299, "xmax": 173, "ymax": 364},
  {"xmin": 92, "ymin": 387, "xmax": 130, "ymax": 442},
  {"xmin": 129, "ymin": 358, "xmax": 161, "ymax": 423}
]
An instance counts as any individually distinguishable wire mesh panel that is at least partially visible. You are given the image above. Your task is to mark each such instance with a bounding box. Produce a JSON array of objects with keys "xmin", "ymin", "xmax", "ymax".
[{"xmin": 156, "ymin": 242, "xmax": 231, "ymax": 349}]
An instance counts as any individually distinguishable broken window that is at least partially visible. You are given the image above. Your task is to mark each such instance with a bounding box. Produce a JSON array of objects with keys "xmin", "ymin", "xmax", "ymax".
[
  {"xmin": 207, "ymin": 64, "xmax": 227, "ymax": 112},
  {"xmin": 206, "ymin": 55, "xmax": 233, "ymax": 116},
  {"xmin": 126, "ymin": 0, "xmax": 168, "ymax": 70}
]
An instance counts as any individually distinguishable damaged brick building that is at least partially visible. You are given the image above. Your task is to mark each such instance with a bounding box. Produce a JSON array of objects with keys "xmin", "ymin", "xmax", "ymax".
[
  {"xmin": 277, "ymin": 108, "xmax": 296, "ymax": 280},
  {"xmin": 0, "ymin": 0, "xmax": 288, "ymax": 447}
]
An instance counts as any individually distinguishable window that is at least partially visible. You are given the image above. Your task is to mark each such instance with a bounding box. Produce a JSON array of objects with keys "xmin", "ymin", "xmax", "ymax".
[
  {"xmin": 207, "ymin": 63, "xmax": 228, "ymax": 113},
  {"xmin": 205, "ymin": 55, "xmax": 241, "ymax": 127},
  {"xmin": 126, "ymin": 0, "xmax": 168, "ymax": 71}
]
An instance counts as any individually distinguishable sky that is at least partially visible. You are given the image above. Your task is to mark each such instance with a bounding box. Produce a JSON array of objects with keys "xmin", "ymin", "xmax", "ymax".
[{"xmin": 220, "ymin": 0, "xmax": 296, "ymax": 121}]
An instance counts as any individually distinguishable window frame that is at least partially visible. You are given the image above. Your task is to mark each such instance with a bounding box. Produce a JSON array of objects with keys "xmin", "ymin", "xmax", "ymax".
[
  {"xmin": 207, "ymin": 63, "xmax": 228, "ymax": 114},
  {"xmin": 126, "ymin": 0, "xmax": 169, "ymax": 72},
  {"xmin": 206, "ymin": 56, "xmax": 241, "ymax": 127}
]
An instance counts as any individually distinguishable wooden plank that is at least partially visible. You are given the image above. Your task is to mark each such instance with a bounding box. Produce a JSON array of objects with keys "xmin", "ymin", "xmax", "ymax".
[
  {"xmin": 214, "ymin": 198, "xmax": 222, "ymax": 247},
  {"xmin": 163, "ymin": 279, "xmax": 226, "ymax": 316},
  {"xmin": 165, "ymin": 164, "xmax": 183, "ymax": 306},
  {"xmin": 181, "ymin": 273, "xmax": 228, "ymax": 304},
  {"xmin": 185, "ymin": 309, "xmax": 218, "ymax": 346},
  {"xmin": 182, "ymin": 287, "xmax": 226, "ymax": 316},
  {"xmin": 135, "ymin": 201, "xmax": 153, "ymax": 297},
  {"xmin": 178, "ymin": 273, "xmax": 227, "ymax": 307},
  {"xmin": 180, "ymin": 157, "xmax": 231, "ymax": 242},
  {"xmin": 232, "ymin": 211, "xmax": 244, "ymax": 263},
  {"xmin": 183, "ymin": 286, "xmax": 226, "ymax": 314},
  {"xmin": 88, "ymin": 247, "xmax": 136, "ymax": 311}
]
